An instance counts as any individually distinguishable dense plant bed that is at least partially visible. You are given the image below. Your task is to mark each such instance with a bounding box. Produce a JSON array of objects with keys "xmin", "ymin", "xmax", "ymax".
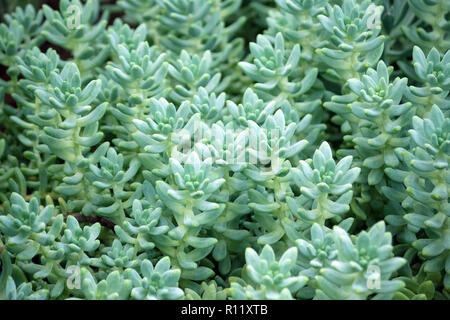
[{"xmin": 0, "ymin": 0, "xmax": 448, "ymax": 300}]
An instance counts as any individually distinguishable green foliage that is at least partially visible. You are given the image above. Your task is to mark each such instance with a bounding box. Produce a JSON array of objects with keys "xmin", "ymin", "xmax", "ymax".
[
  {"xmin": 316, "ymin": 0, "xmax": 385, "ymax": 83},
  {"xmin": 125, "ymin": 257, "xmax": 184, "ymax": 300},
  {"xmin": 312, "ymin": 221, "xmax": 406, "ymax": 300},
  {"xmin": 0, "ymin": 0, "xmax": 449, "ymax": 300},
  {"xmin": 229, "ymin": 245, "xmax": 308, "ymax": 299}
]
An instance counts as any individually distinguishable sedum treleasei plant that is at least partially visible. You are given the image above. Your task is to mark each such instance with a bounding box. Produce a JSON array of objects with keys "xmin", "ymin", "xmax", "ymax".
[{"xmin": 0, "ymin": 0, "xmax": 449, "ymax": 301}]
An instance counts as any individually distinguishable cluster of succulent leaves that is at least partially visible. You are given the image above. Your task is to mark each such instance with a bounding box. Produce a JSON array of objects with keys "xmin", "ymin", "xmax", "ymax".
[{"xmin": 0, "ymin": 0, "xmax": 448, "ymax": 300}]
